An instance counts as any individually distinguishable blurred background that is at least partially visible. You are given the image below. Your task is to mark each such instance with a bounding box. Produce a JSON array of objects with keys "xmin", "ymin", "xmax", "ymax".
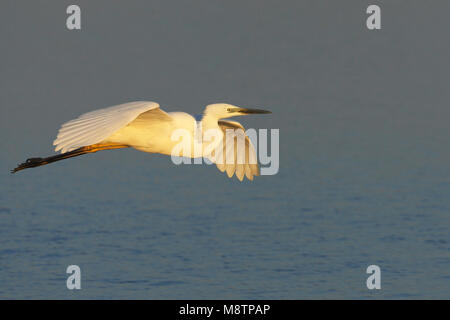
[{"xmin": 1, "ymin": 0, "xmax": 449, "ymax": 299}]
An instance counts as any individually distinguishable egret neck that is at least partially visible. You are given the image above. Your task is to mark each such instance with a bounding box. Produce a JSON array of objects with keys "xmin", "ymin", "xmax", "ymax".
[{"xmin": 195, "ymin": 111, "xmax": 224, "ymax": 158}]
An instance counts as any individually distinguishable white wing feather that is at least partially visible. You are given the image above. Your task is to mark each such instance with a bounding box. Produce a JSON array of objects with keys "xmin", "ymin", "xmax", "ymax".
[
  {"xmin": 53, "ymin": 101, "xmax": 160, "ymax": 153},
  {"xmin": 214, "ymin": 120, "xmax": 260, "ymax": 181}
]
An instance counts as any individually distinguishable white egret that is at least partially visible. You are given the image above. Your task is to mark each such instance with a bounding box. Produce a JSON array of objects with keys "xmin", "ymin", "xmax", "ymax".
[{"xmin": 12, "ymin": 101, "xmax": 271, "ymax": 181}]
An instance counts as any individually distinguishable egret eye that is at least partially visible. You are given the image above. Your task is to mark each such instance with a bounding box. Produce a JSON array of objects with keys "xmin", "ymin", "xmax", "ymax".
[{"xmin": 227, "ymin": 108, "xmax": 231, "ymax": 112}]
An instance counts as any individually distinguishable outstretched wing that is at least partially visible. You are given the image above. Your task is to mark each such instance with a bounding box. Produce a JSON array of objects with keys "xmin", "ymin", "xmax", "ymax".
[
  {"xmin": 53, "ymin": 101, "xmax": 169, "ymax": 153},
  {"xmin": 212, "ymin": 120, "xmax": 260, "ymax": 181}
]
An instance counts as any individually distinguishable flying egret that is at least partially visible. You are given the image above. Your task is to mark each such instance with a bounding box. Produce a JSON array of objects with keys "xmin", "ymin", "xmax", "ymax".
[{"xmin": 12, "ymin": 101, "xmax": 271, "ymax": 181}]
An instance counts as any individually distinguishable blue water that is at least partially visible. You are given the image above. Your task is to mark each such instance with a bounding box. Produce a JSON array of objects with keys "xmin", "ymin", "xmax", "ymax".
[{"xmin": 1, "ymin": 1, "xmax": 450, "ymax": 299}]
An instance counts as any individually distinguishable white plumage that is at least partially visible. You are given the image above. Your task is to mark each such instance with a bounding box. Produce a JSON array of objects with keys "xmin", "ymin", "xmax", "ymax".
[
  {"xmin": 15, "ymin": 101, "xmax": 271, "ymax": 180},
  {"xmin": 53, "ymin": 101, "xmax": 160, "ymax": 153}
]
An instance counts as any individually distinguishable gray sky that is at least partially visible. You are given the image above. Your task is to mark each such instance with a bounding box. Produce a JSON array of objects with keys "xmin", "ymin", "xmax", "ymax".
[{"xmin": 1, "ymin": 1, "xmax": 450, "ymax": 169}]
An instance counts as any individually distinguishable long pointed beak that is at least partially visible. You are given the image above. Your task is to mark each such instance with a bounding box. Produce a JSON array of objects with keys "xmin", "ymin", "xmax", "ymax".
[{"xmin": 237, "ymin": 107, "xmax": 272, "ymax": 114}]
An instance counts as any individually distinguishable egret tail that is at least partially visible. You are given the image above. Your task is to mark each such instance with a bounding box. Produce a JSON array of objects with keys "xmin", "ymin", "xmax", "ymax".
[{"xmin": 11, "ymin": 143, "xmax": 129, "ymax": 173}]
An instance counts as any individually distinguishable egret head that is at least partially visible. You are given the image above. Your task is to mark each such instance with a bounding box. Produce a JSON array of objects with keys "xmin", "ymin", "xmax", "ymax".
[{"xmin": 205, "ymin": 103, "xmax": 271, "ymax": 119}]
